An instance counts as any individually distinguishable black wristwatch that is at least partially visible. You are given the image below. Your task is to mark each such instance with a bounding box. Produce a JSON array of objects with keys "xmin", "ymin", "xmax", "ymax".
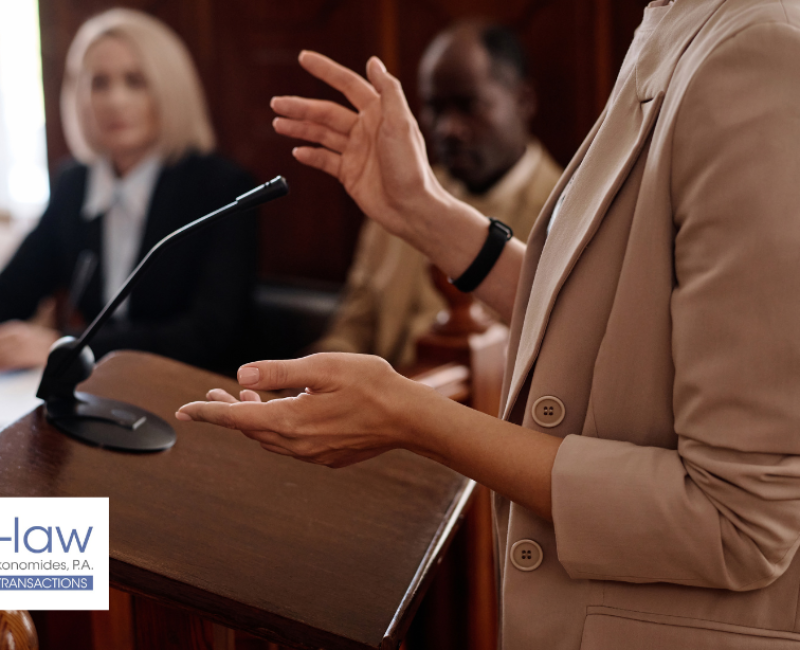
[{"xmin": 450, "ymin": 218, "xmax": 514, "ymax": 293}]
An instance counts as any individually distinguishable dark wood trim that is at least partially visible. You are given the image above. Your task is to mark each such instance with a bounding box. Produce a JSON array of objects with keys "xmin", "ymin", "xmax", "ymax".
[{"xmin": 381, "ymin": 480, "xmax": 475, "ymax": 649}]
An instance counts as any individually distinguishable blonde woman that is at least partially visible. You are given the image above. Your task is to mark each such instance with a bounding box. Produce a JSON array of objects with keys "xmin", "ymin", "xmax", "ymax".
[{"xmin": 0, "ymin": 8, "xmax": 256, "ymax": 371}]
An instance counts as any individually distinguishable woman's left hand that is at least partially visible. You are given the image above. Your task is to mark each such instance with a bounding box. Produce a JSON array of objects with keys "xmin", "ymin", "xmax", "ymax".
[
  {"xmin": 178, "ymin": 352, "xmax": 563, "ymax": 520},
  {"xmin": 176, "ymin": 353, "xmax": 432, "ymax": 468}
]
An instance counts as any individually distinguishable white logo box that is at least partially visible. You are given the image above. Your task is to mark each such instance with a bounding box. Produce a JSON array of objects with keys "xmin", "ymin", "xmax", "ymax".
[{"xmin": 0, "ymin": 497, "xmax": 109, "ymax": 610}]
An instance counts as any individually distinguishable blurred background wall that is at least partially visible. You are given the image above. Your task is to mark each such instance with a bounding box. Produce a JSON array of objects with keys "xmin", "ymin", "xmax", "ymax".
[{"xmin": 38, "ymin": 0, "xmax": 649, "ymax": 287}]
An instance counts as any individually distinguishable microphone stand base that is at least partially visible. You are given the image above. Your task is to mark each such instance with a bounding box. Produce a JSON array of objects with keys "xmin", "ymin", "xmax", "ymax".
[{"xmin": 45, "ymin": 392, "xmax": 176, "ymax": 453}]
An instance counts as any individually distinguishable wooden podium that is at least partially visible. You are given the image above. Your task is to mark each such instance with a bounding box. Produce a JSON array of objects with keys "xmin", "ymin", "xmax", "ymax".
[{"xmin": 0, "ymin": 351, "xmax": 474, "ymax": 650}]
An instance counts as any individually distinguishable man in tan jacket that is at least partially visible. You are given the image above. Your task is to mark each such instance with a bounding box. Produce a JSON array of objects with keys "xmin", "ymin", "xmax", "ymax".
[
  {"xmin": 312, "ymin": 21, "xmax": 561, "ymax": 367},
  {"xmin": 183, "ymin": 0, "xmax": 800, "ymax": 648}
]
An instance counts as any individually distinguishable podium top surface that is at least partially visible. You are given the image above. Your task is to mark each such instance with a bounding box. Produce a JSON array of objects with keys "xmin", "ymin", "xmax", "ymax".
[{"xmin": 0, "ymin": 351, "xmax": 473, "ymax": 650}]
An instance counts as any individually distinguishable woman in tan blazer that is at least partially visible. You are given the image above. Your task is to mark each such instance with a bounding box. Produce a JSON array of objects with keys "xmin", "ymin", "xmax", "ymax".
[{"xmin": 179, "ymin": 0, "xmax": 800, "ymax": 647}]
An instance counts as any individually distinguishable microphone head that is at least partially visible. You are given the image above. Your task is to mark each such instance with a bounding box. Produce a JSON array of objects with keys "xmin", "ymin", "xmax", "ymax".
[
  {"xmin": 235, "ymin": 176, "xmax": 289, "ymax": 211},
  {"xmin": 36, "ymin": 336, "xmax": 95, "ymax": 401}
]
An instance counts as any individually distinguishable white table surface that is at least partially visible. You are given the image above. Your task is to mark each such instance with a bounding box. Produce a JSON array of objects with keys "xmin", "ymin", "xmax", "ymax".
[{"xmin": 0, "ymin": 367, "xmax": 43, "ymax": 429}]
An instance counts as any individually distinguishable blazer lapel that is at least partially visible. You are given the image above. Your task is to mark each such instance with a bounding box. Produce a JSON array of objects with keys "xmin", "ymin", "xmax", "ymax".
[
  {"xmin": 503, "ymin": 79, "xmax": 664, "ymax": 418},
  {"xmin": 502, "ymin": 0, "xmax": 726, "ymax": 419},
  {"xmin": 499, "ymin": 107, "xmax": 607, "ymax": 412}
]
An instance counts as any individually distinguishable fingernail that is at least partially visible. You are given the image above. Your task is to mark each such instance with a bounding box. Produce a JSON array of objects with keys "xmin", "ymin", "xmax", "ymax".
[
  {"xmin": 175, "ymin": 411, "xmax": 191, "ymax": 421},
  {"xmin": 238, "ymin": 366, "xmax": 259, "ymax": 385}
]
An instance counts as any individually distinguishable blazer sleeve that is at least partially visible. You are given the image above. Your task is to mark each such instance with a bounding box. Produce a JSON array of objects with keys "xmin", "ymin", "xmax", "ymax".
[
  {"xmin": 0, "ymin": 167, "xmax": 75, "ymax": 322},
  {"xmin": 89, "ymin": 158, "xmax": 257, "ymax": 369},
  {"xmin": 550, "ymin": 21, "xmax": 800, "ymax": 591}
]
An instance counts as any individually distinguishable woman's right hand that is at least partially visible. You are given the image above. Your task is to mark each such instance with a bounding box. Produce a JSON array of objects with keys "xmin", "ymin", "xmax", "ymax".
[
  {"xmin": 271, "ymin": 52, "xmax": 451, "ymax": 246},
  {"xmin": 271, "ymin": 51, "xmax": 524, "ymax": 323}
]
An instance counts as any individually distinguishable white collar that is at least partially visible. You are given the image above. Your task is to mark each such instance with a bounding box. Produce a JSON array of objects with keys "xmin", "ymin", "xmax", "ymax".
[{"xmin": 82, "ymin": 153, "xmax": 162, "ymax": 222}]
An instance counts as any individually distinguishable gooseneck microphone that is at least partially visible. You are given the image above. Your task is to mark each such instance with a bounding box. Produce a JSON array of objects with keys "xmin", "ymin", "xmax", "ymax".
[{"xmin": 36, "ymin": 176, "xmax": 289, "ymax": 453}]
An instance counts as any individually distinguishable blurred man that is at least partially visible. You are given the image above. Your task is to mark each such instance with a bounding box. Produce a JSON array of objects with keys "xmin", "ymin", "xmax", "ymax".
[{"xmin": 312, "ymin": 20, "xmax": 562, "ymax": 367}]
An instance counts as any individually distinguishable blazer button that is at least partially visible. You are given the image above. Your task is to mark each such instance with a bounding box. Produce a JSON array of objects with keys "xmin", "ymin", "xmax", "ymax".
[
  {"xmin": 532, "ymin": 396, "xmax": 565, "ymax": 428},
  {"xmin": 510, "ymin": 539, "xmax": 543, "ymax": 572}
]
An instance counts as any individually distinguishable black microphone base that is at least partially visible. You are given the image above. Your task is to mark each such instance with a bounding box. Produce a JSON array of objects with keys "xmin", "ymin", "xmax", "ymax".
[{"xmin": 45, "ymin": 392, "xmax": 176, "ymax": 453}]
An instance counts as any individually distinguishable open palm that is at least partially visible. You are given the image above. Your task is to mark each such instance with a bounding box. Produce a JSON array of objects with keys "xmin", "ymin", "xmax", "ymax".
[{"xmin": 271, "ymin": 52, "xmax": 443, "ymax": 241}]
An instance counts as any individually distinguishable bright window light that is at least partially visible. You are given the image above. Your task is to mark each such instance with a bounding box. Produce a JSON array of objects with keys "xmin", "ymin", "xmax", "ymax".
[{"xmin": 0, "ymin": 0, "xmax": 49, "ymax": 221}]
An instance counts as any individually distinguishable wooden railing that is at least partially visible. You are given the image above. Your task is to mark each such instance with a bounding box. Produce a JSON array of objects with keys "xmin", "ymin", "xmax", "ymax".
[
  {"xmin": 405, "ymin": 266, "xmax": 509, "ymax": 650},
  {"xmin": 0, "ymin": 611, "xmax": 38, "ymax": 649}
]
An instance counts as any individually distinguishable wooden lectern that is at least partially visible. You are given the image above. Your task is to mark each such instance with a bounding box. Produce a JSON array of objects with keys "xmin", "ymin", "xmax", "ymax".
[{"xmin": 0, "ymin": 352, "xmax": 474, "ymax": 650}]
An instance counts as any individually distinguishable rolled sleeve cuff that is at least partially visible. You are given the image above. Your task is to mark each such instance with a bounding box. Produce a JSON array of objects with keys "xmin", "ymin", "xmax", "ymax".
[{"xmin": 551, "ymin": 434, "xmax": 711, "ymax": 585}]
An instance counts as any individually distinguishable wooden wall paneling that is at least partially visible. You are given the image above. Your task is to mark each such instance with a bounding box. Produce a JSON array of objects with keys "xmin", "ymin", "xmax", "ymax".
[
  {"xmin": 38, "ymin": 0, "xmax": 81, "ymax": 177},
  {"xmin": 592, "ymin": 0, "xmax": 615, "ymax": 111},
  {"xmin": 379, "ymin": 0, "xmax": 401, "ymax": 74},
  {"xmin": 524, "ymin": 0, "xmax": 598, "ymax": 166},
  {"xmin": 611, "ymin": 0, "xmax": 652, "ymax": 73},
  {"xmin": 209, "ymin": 0, "xmax": 382, "ymax": 282}
]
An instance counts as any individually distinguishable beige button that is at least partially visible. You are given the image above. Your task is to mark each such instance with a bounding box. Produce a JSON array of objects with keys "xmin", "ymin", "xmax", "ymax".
[
  {"xmin": 510, "ymin": 539, "xmax": 543, "ymax": 572},
  {"xmin": 532, "ymin": 395, "xmax": 565, "ymax": 428}
]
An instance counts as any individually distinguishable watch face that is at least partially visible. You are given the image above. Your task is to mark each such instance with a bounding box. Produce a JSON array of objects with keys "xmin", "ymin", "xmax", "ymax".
[{"xmin": 490, "ymin": 218, "xmax": 513, "ymax": 240}]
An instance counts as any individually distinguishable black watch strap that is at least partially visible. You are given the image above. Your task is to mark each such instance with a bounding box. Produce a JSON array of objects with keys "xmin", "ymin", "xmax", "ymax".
[{"xmin": 450, "ymin": 218, "xmax": 514, "ymax": 293}]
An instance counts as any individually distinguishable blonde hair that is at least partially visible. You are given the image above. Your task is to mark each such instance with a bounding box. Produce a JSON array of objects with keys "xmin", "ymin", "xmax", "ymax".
[{"xmin": 61, "ymin": 8, "xmax": 215, "ymax": 164}]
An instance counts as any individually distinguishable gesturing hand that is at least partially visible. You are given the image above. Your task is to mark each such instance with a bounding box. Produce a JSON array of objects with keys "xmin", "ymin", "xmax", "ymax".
[
  {"xmin": 176, "ymin": 353, "xmax": 431, "ymax": 468},
  {"xmin": 271, "ymin": 52, "xmax": 449, "ymax": 244},
  {"xmin": 177, "ymin": 356, "xmax": 562, "ymax": 520}
]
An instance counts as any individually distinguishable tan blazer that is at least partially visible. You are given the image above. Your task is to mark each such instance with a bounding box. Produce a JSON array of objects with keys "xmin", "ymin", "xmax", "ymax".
[
  {"xmin": 313, "ymin": 141, "xmax": 562, "ymax": 367},
  {"xmin": 498, "ymin": 0, "xmax": 800, "ymax": 648}
]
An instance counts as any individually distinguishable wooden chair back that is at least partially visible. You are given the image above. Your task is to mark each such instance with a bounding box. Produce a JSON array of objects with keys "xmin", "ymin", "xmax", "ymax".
[{"xmin": 0, "ymin": 611, "xmax": 38, "ymax": 650}]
